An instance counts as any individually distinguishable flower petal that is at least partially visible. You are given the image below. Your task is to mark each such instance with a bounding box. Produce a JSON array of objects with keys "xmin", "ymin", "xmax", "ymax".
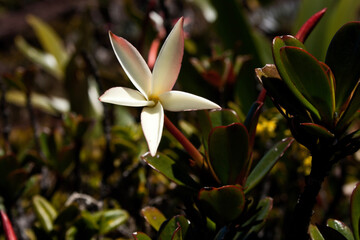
[
  {"xmin": 159, "ymin": 90, "xmax": 221, "ymax": 111},
  {"xmin": 109, "ymin": 31, "xmax": 152, "ymax": 98},
  {"xmin": 152, "ymin": 17, "xmax": 184, "ymax": 95},
  {"xmin": 99, "ymin": 87, "xmax": 153, "ymax": 107},
  {"xmin": 141, "ymin": 103, "xmax": 164, "ymax": 156}
]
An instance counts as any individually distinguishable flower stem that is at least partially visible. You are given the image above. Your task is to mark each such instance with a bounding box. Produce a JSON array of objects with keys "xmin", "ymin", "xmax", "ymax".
[{"xmin": 164, "ymin": 115, "xmax": 204, "ymax": 168}]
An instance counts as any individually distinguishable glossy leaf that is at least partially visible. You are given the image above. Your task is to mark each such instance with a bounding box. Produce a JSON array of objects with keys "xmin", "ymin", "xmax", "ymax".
[
  {"xmin": 325, "ymin": 22, "xmax": 360, "ymax": 110},
  {"xmin": 141, "ymin": 207, "xmax": 166, "ymax": 231},
  {"xmin": 337, "ymin": 83, "xmax": 360, "ymax": 132},
  {"xmin": 351, "ymin": 182, "xmax": 360, "ymax": 240},
  {"xmin": 245, "ymin": 138, "xmax": 294, "ymax": 193},
  {"xmin": 1, "ymin": 211, "xmax": 17, "ymax": 240},
  {"xmin": 273, "ymin": 36, "xmax": 321, "ymax": 120},
  {"xmin": 299, "ymin": 123, "xmax": 335, "ymax": 139},
  {"xmin": 133, "ymin": 232, "xmax": 152, "ymax": 240},
  {"xmin": 142, "ymin": 152, "xmax": 198, "ymax": 188},
  {"xmin": 309, "ymin": 224, "xmax": 325, "ymax": 240},
  {"xmin": 32, "ymin": 195, "xmax": 57, "ymax": 232},
  {"xmin": 208, "ymin": 123, "xmax": 249, "ymax": 184},
  {"xmin": 279, "ymin": 46, "xmax": 334, "ymax": 121},
  {"xmin": 158, "ymin": 215, "xmax": 189, "ymax": 240},
  {"xmin": 256, "ymin": 65, "xmax": 310, "ymax": 119},
  {"xmin": 198, "ymin": 185, "xmax": 245, "ymax": 223},
  {"xmin": 327, "ymin": 219, "xmax": 355, "ymax": 240},
  {"xmin": 317, "ymin": 225, "xmax": 348, "ymax": 240},
  {"xmin": 27, "ymin": 15, "xmax": 68, "ymax": 69}
]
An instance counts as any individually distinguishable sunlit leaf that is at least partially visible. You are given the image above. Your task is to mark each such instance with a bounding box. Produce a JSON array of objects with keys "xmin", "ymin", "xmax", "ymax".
[
  {"xmin": 133, "ymin": 232, "xmax": 152, "ymax": 240},
  {"xmin": 98, "ymin": 209, "xmax": 128, "ymax": 234},
  {"xmin": 32, "ymin": 195, "xmax": 57, "ymax": 232},
  {"xmin": 27, "ymin": 15, "xmax": 69, "ymax": 70},
  {"xmin": 141, "ymin": 207, "xmax": 166, "ymax": 231},
  {"xmin": 309, "ymin": 224, "xmax": 325, "ymax": 240}
]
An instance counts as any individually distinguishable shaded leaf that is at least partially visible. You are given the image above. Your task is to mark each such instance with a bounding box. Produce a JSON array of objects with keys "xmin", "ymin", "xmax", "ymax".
[
  {"xmin": 317, "ymin": 225, "xmax": 348, "ymax": 240},
  {"xmin": 279, "ymin": 46, "xmax": 334, "ymax": 121},
  {"xmin": 245, "ymin": 138, "xmax": 294, "ymax": 193},
  {"xmin": 158, "ymin": 215, "xmax": 189, "ymax": 240},
  {"xmin": 208, "ymin": 123, "xmax": 249, "ymax": 184},
  {"xmin": 351, "ymin": 182, "xmax": 360, "ymax": 240},
  {"xmin": 54, "ymin": 205, "xmax": 80, "ymax": 225},
  {"xmin": 198, "ymin": 185, "xmax": 245, "ymax": 223},
  {"xmin": 141, "ymin": 207, "xmax": 166, "ymax": 231},
  {"xmin": 327, "ymin": 219, "xmax": 355, "ymax": 240},
  {"xmin": 325, "ymin": 22, "xmax": 360, "ymax": 110},
  {"xmin": 300, "ymin": 123, "xmax": 335, "ymax": 140},
  {"xmin": 142, "ymin": 152, "xmax": 198, "ymax": 188},
  {"xmin": 337, "ymin": 83, "xmax": 360, "ymax": 132}
]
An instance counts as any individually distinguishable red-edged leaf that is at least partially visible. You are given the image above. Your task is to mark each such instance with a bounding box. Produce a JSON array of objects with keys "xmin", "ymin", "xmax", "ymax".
[
  {"xmin": 198, "ymin": 185, "xmax": 246, "ymax": 224},
  {"xmin": 351, "ymin": 182, "xmax": 360, "ymax": 240},
  {"xmin": 295, "ymin": 8, "xmax": 327, "ymax": 43}
]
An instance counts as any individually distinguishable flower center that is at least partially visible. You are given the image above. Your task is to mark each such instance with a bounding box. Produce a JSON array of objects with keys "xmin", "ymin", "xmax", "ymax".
[{"xmin": 148, "ymin": 95, "xmax": 160, "ymax": 106}]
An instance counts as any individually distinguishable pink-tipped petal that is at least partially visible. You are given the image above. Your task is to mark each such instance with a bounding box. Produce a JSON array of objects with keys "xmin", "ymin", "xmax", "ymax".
[
  {"xmin": 109, "ymin": 31, "xmax": 152, "ymax": 98},
  {"xmin": 159, "ymin": 90, "xmax": 221, "ymax": 111},
  {"xmin": 141, "ymin": 103, "xmax": 164, "ymax": 156},
  {"xmin": 152, "ymin": 17, "xmax": 184, "ymax": 95},
  {"xmin": 99, "ymin": 87, "xmax": 154, "ymax": 107}
]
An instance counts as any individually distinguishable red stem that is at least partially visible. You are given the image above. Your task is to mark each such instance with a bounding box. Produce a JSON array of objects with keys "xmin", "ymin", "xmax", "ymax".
[{"xmin": 164, "ymin": 115, "xmax": 204, "ymax": 167}]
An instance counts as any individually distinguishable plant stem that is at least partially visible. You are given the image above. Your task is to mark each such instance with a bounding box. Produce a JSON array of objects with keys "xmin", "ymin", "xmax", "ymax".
[
  {"xmin": 164, "ymin": 115, "xmax": 204, "ymax": 168},
  {"xmin": 289, "ymin": 153, "xmax": 332, "ymax": 240}
]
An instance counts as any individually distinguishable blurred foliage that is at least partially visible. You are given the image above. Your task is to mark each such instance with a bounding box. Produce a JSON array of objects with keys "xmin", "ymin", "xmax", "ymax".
[{"xmin": 0, "ymin": 0, "xmax": 359, "ymax": 239}]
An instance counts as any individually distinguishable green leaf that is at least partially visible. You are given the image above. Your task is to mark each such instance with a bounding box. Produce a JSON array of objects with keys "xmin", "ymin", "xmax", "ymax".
[
  {"xmin": 15, "ymin": 36, "xmax": 63, "ymax": 79},
  {"xmin": 325, "ymin": 22, "xmax": 360, "ymax": 110},
  {"xmin": 171, "ymin": 224, "xmax": 183, "ymax": 240},
  {"xmin": 317, "ymin": 225, "xmax": 348, "ymax": 240},
  {"xmin": 198, "ymin": 185, "xmax": 246, "ymax": 224},
  {"xmin": 27, "ymin": 15, "xmax": 68, "ymax": 70},
  {"xmin": 256, "ymin": 65, "xmax": 310, "ymax": 120},
  {"xmin": 327, "ymin": 219, "xmax": 355, "ymax": 240},
  {"xmin": 300, "ymin": 123, "xmax": 335, "ymax": 140},
  {"xmin": 238, "ymin": 197, "xmax": 273, "ymax": 238},
  {"xmin": 32, "ymin": 195, "xmax": 57, "ymax": 232},
  {"xmin": 54, "ymin": 205, "xmax": 80, "ymax": 226},
  {"xmin": 279, "ymin": 46, "xmax": 334, "ymax": 122},
  {"xmin": 351, "ymin": 182, "xmax": 360, "ymax": 240},
  {"xmin": 245, "ymin": 138, "xmax": 294, "ymax": 193},
  {"xmin": 133, "ymin": 232, "xmax": 152, "ymax": 240},
  {"xmin": 309, "ymin": 224, "xmax": 325, "ymax": 240},
  {"xmin": 158, "ymin": 215, "xmax": 189, "ymax": 240},
  {"xmin": 208, "ymin": 123, "xmax": 249, "ymax": 184},
  {"xmin": 141, "ymin": 207, "xmax": 166, "ymax": 231},
  {"xmin": 98, "ymin": 209, "xmax": 128, "ymax": 234},
  {"xmin": 273, "ymin": 36, "xmax": 321, "ymax": 120},
  {"xmin": 142, "ymin": 152, "xmax": 198, "ymax": 188},
  {"xmin": 337, "ymin": 83, "xmax": 360, "ymax": 132}
]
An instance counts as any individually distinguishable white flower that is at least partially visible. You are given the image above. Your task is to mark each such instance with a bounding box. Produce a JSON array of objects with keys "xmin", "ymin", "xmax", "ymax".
[{"xmin": 100, "ymin": 17, "xmax": 221, "ymax": 156}]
